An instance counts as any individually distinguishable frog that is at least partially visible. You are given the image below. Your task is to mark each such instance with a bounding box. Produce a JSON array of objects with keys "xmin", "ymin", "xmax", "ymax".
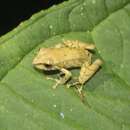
[{"xmin": 32, "ymin": 40, "xmax": 102, "ymax": 100}]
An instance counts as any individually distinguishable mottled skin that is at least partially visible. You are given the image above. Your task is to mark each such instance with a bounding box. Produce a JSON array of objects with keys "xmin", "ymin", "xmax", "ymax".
[{"xmin": 33, "ymin": 40, "xmax": 102, "ymax": 100}]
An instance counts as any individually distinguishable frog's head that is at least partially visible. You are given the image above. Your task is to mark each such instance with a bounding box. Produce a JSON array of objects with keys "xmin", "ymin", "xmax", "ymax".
[
  {"xmin": 32, "ymin": 48, "xmax": 54, "ymax": 71},
  {"xmin": 33, "ymin": 61, "xmax": 53, "ymax": 70}
]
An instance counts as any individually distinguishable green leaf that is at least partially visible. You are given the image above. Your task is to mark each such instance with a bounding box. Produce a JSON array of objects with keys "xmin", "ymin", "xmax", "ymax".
[{"xmin": 0, "ymin": 0, "xmax": 130, "ymax": 130}]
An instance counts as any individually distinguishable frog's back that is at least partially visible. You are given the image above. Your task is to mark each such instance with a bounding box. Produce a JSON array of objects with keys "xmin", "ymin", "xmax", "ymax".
[{"xmin": 49, "ymin": 48, "xmax": 89, "ymax": 68}]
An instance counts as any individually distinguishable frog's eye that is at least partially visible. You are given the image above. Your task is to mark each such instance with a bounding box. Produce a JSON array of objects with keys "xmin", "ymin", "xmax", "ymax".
[{"xmin": 44, "ymin": 64, "xmax": 52, "ymax": 69}]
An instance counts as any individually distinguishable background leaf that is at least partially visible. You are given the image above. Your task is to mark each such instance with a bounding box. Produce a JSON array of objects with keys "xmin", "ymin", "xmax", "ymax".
[{"xmin": 0, "ymin": 0, "xmax": 130, "ymax": 130}]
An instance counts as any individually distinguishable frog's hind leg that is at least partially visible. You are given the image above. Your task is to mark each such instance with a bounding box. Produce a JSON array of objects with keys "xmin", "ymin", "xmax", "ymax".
[
  {"xmin": 79, "ymin": 59, "xmax": 102, "ymax": 85},
  {"xmin": 67, "ymin": 59, "xmax": 102, "ymax": 102},
  {"xmin": 54, "ymin": 43, "xmax": 66, "ymax": 48},
  {"xmin": 67, "ymin": 62, "xmax": 90, "ymax": 88},
  {"xmin": 62, "ymin": 40, "xmax": 95, "ymax": 50}
]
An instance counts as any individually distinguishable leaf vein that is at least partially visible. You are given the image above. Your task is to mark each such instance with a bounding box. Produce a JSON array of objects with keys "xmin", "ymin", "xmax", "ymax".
[{"xmin": 1, "ymin": 82, "xmax": 82, "ymax": 130}]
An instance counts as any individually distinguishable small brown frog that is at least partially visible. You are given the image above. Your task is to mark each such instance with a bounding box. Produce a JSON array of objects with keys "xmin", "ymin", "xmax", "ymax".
[{"xmin": 33, "ymin": 40, "xmax": 102, "ymax": 100}]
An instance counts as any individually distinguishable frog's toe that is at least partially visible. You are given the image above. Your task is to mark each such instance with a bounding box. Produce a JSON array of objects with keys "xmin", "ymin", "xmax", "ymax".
[
  {"xmin": 52, "ymin": 83, "xmax": 58, "ymax": 89},
  {"xmin": 66, "ymin": 81, "xmax": 80, "ymax": 88},
  {"xmin": 52, "ymin": 80, "xmax": 61, "ymax": 89},
  {"xmin": 66, "ymin": 84, "xmax": 71, "ymax": 88}
]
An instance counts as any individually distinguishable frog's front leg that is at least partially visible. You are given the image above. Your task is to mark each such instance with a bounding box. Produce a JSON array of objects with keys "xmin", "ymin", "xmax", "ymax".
[
  {"xmin": 62, "ymin": 40, "xmax": 95, "ymax": 50},
  {"xmin": 59, "ymin": 68, "xmax": 72, "ymax": 85},
  {"xmin": 48, "ymin": 68, "xmax": 72, "ymax": 89}
]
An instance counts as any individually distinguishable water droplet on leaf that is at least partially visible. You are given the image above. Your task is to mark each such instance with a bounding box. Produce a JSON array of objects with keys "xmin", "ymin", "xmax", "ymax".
[{"xmin": 60, "ymin": 112, "xmax": 64, "ymax": 119}]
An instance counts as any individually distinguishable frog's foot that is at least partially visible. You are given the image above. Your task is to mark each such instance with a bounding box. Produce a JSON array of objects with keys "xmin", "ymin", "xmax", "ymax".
[
  {"xmin": 66, "ymin": 81, "xmax": 85, "ymax": 102},
  {"xmin": 46, "ymin": 76, "xmax": 60, "ymax": 89},
  {"xmin": 75, "ymin": 85, "xmax": 85, "ymax": 102},
  {"xmin": 66, "ymin": 81, "xmax": 80, "ymax": 88},
  {"xmin": 52, "ymin": 80, "xmax": 61, "ymax": 89},
  {"xmin": 65, "ymin": 77, "xmax": 78, "ymax": 88},
  {"xmin": 78, "ymin": 87, "xmax": 85, "ymax": 102}
]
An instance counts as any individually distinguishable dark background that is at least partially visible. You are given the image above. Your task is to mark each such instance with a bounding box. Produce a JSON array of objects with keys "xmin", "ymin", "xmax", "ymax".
[{"xmin": 0, "ymin": 0, "xmax": 67, "ymax": 36}]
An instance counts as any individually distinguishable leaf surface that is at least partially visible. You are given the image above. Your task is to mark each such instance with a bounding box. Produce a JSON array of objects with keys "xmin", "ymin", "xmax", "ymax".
[{"xmin": 0, "ymin": 0, "xmax": 130, "ymax": 130}]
